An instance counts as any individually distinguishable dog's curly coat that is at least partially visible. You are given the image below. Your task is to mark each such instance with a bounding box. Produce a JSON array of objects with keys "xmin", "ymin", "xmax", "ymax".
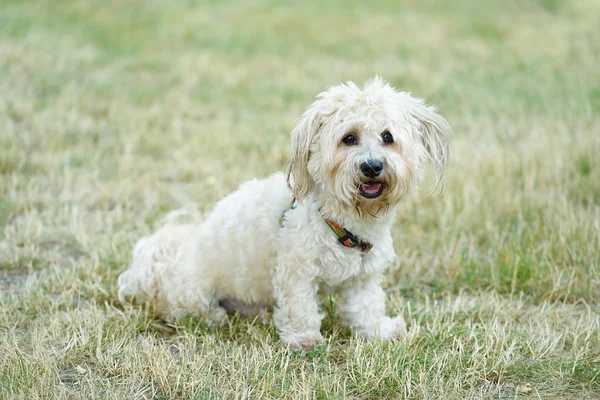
[{"xmin": 118, "ymin": 77, "xmax": 451, "ymax": 349}]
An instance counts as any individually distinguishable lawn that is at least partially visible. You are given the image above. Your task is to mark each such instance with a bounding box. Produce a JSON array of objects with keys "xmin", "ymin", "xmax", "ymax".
[{"xmin": 1, "ymin": 0, "xmax": 599, "ymax": 398}]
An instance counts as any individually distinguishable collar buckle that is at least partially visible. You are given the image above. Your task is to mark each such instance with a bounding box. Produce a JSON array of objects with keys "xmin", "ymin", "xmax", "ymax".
[{"xmin": 338, "ymin": 232, "xmax": 358, "ymax": 248}]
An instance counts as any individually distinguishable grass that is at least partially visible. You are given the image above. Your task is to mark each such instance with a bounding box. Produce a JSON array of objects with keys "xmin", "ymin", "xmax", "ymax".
[{"xmin": 1, "ymin": 0, "xmax": 599, "ymax": 398}]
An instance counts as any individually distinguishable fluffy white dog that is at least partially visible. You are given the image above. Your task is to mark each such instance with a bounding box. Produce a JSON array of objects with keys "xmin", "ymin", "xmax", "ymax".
[{"xmin": 118, "ymin": 77, "xmax": 451, "ymax": 349}]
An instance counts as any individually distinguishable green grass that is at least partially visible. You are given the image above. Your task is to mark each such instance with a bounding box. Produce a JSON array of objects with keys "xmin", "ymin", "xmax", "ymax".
[{"xmin": 1, "ymin": 0, "xmax": 599, "ymax": 398}]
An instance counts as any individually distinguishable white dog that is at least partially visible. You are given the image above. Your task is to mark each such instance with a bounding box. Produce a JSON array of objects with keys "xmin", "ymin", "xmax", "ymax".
[{"xmin": 118, "ymin": 77, "xmax": 451, "ymax": 349}]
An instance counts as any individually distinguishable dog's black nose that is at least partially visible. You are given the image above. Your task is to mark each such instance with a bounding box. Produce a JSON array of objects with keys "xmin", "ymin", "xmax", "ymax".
[{"xmin": 360, "ymin": 159, "xmax": 383, "ymax": 178}]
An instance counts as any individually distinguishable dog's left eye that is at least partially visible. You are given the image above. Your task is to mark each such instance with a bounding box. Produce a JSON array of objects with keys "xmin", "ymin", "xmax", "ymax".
[{"xmin": 381, "ymin": 131, "xmax": 394, "ymax": 144}]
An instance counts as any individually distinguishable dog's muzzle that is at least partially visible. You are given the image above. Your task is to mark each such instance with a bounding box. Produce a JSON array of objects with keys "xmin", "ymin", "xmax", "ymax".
[{"xmin": 359, "ymin": 159, "xmax": 384, "ymax": 198}]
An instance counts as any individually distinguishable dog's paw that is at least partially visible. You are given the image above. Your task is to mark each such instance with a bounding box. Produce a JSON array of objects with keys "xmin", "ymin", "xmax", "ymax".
[
  {"xmin": 377, "ymin": 315, "xmax": 407, "ymax": 340},
  {"xmin": 209, "ymin": 306, "xmax": 228, "ymax": 325},
  {"xmin": 355, "ymin": 315, "xmax": 407, "ymax": 341},
  {"xmin": 300, "ymin": 336, "xmax": 325, "ymax": 352},
  {"xmin": 283, "ymin": 331, "xmax": 325, "ymax": 351}
]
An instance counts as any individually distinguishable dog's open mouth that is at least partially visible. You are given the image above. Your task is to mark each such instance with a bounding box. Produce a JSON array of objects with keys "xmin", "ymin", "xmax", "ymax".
[{"xmin": 359, "ymin": 182, "xmax": 384, "ymax": 199}]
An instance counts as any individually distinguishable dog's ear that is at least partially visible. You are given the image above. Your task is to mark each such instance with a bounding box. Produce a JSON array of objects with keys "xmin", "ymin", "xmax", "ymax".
[
  {"xmin": 409, "ymin": 101, "xmax": 452, "ymax": 194},
  {"xmin": 285, "ymin": 103, "xmax": 322, "ymax": 202}
]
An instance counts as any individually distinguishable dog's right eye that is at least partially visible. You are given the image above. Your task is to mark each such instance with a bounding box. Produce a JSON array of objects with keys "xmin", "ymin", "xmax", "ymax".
[{"xmin": 342, "ymin": 134, "xmax": 358, "ymax": 146}]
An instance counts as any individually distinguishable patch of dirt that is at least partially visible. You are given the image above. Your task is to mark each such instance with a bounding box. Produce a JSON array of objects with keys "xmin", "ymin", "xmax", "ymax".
[{"xmin": 0, "ymin": 271, "xmax": 27, "ymax": 294}]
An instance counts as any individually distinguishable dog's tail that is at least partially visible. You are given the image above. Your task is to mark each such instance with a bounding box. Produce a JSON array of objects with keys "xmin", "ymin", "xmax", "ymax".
[{"xmin": 117, "ymin": 207, "xmax": 202, "ymax": 315}]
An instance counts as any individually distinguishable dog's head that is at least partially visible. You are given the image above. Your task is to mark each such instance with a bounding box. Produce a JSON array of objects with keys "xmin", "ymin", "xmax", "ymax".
[{"xmin": 286, "ymin": 77, "xmax": 451, "ymax": 217}]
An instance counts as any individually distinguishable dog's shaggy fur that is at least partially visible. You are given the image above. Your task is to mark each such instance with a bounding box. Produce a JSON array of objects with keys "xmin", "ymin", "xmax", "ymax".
[{"xmin": 118, "ymin": 77, "xmax": 451, "ymax": 349}]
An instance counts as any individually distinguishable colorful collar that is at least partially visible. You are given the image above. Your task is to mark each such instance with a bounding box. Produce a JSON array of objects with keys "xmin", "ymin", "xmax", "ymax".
[
  {"xmin": 281, "ymin": 198, "xmax": 373, "ymax": 253},
  {"xmin": 323, "ymin": 217, "xmax": 373, "ymax": 253}
]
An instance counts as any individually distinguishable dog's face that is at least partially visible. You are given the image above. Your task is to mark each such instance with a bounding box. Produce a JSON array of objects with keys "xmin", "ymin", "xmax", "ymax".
[{"xmin": 287, "ymin": 77, "xmax": 451, "ymax": 217}]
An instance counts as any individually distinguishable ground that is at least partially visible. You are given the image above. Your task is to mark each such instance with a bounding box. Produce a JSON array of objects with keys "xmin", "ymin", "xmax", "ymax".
[{"xmin": 1, "ymin": 0, "xmax": 599, "ymax": 398}]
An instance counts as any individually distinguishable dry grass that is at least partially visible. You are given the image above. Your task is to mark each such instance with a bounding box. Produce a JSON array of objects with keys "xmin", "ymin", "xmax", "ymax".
[{"xmin": 1, "ymin": 0, "xmax": 599, "ymax": 398}]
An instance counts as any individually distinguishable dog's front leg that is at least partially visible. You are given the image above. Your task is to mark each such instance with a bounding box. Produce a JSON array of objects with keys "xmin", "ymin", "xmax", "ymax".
[
  {"xmin": 272, "ymin": 260, "xmax": 324, "ymax": 350},
  {"xmin": 337, "ymin": 274, "xmax": 406, "ymax": 341}
]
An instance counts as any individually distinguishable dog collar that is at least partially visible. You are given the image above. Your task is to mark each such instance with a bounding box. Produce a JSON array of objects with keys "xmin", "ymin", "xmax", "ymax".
[
  {"xmin": 323, "ymin": 218, "xmax": 373, "ymax": 253},
  {"xmin": 281, "ymin": 198, "xmax": 373, "ymax": 253}
]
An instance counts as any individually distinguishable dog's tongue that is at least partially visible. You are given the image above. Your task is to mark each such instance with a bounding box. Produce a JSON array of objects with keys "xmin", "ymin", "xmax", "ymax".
[{"xmin": 361, "ymin": 183, "xmax": 382, "ymax": 194}]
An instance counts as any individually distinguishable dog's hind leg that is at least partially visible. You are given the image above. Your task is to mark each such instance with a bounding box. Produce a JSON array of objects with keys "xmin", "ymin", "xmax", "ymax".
[{"xmin": 118, "ymin": 223, "xmax": 225, "ymax": 324}]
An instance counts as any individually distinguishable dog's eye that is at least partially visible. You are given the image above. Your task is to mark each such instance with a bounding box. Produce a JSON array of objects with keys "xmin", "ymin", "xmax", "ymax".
[
  {"xmin": 381, "ymin": 131, "xmax": 394, "ymax": 144},
  {"xmin": 342, "ymin": 133, "xmax": 358, "ymax": 146}
]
